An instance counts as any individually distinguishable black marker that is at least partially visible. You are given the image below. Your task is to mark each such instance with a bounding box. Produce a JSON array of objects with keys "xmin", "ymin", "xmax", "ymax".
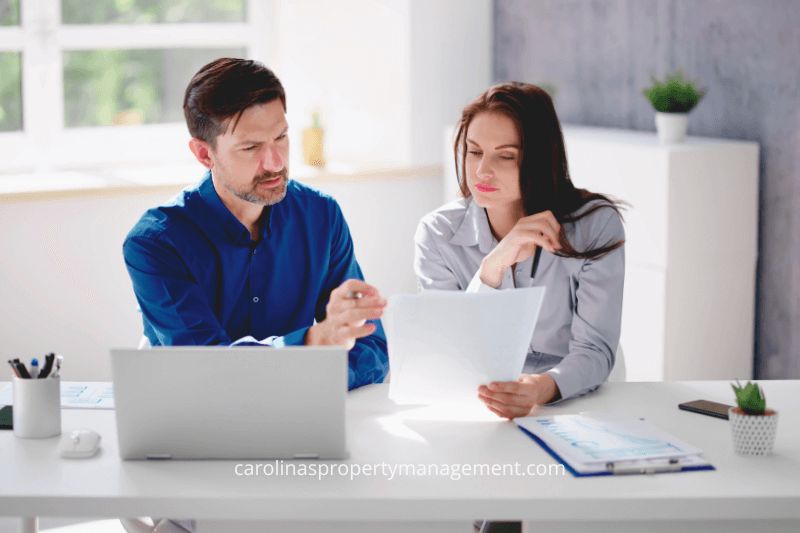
[
  {"xmin": 38, "ymin": 353, "xmax": 55, "ymax": 379},
  {"xmin": 14, "ymin": 361, "xmax": 31, "ymax": 379},
  {"xmin": 530, "ymin": 247, "xmax": 543, "ymax": 279}
]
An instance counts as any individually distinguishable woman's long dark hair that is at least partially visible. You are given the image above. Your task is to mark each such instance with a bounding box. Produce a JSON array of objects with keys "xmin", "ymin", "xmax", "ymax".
[{"xmin": 454, "ymin": 82, "xmax": 625, "ymax": 260}]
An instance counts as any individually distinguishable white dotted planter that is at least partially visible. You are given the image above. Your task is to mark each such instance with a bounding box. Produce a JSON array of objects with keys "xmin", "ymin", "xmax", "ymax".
[
  {"xmin": 729, "ymin": 407, "xmax": 779, "ymax": 456},
  {"xmin": 655, "ymin": 112, "xmax": 689, "ymax": 143}
]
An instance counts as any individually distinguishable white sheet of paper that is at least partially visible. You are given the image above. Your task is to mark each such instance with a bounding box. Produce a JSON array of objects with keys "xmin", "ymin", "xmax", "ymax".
[
  {"xmin": 60, "ymin": 382, "xmax": 115, "ymax": 409},
  {"xmin": 0, "ymin": 381, "xmax": 114, "ymax": 409},
  {"xmin": 384, "ymin": 287, "xmax": 546, "ymax": 404}
]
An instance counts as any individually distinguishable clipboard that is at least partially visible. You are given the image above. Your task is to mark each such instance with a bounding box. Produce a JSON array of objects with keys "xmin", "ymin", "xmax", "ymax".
[{"xmin": 518, "ymin": 425, "xmax": 716, "ymax": 477}]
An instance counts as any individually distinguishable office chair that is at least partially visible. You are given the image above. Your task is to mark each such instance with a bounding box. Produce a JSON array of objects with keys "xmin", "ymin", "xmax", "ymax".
[{"xmin": 607, "ymin": 344, "xmax": 627, "ymax": 383}]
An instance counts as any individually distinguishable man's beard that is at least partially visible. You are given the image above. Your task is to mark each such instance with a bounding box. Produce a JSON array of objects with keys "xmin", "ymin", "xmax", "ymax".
[{"xmin": 228, "ymin": 169, "xmax": 289, "ymax": 206}]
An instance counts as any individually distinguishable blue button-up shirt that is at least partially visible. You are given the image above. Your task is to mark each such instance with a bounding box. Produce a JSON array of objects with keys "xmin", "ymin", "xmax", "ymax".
[{"xmin": 123, "ymin": 172, "xmax": 388, "ymax": 389}]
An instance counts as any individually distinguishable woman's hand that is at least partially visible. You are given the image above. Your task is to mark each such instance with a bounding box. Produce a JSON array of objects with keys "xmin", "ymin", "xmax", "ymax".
[
  {"xmin": 478, "ymin": 373, "xmax": 560, "ymax": 419},
  {"xmin": 478, "ymin": 210, "xmax": 562, "ymax": 288}
]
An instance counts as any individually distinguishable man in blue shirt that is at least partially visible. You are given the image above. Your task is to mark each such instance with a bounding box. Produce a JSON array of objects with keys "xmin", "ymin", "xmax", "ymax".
[{"xmin": 123, "ymin": 58, "xmax": 388, "ymax": 389}]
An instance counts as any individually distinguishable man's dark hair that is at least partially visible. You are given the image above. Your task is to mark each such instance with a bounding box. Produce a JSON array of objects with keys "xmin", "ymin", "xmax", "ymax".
[{"xmin": 183, "ymin": 57, "xmax": 286, "ymax": 146}]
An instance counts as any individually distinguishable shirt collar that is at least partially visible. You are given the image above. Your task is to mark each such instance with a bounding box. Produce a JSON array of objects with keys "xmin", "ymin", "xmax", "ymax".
[
  {"xmin": 449, "ymin": 197, "xmax": 496, "ymax": 254},
  {"xmin": 197, "ymin": 171, "xmax": 273, "ymax": 245}
]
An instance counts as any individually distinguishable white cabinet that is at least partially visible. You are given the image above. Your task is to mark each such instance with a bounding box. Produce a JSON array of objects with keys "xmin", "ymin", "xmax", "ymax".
[{"xmin": 563, "ymin": 126, "xmax": 759, "ymax": 381}]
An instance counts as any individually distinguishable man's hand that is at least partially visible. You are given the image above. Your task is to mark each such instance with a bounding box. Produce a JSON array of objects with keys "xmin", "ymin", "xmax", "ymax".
[
  {"xmin": 306, "ymin": 279, "xmax": 386, "ymax": 350},
  {"xmin": 477, "ymin": 373, "xmax": 560, "ymax": 419},
  {"xmin": 479, "ymin": 210, "xmax": 562, "ymax": 288}
]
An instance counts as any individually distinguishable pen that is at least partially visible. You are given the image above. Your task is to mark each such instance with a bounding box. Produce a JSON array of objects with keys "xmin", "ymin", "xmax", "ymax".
[
  {"xmin": 39, "ymin": 353, "xmax": 54, "ymax": 379},
  {"xmin": 29, "ymin": 358, "xmax": 39, "ymax": 379},
  {"xmin": 530, "ymin": 247, "xmax": 543, "ymax": 279},
  {"xmin": 14, "ymin": 361, "xmax": 31, "ymax": 379},
  {"xmin": 7, "ymin": 360, "xmax": 21, "ymax": 378},
  {"xmin": 51, "ymin": 355, "xmax": 63, "ymax": 378}
]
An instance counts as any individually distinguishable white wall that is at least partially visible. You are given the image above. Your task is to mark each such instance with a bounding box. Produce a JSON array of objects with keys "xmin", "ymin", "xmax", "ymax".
[
  {"xmin": 409, "ymin": 0, "xmax": 493, "ymax": 166},
  {"xmin": 1, "ymin": 188, "xmax": 173, "ymax": 382},
  {"xmin": 272, "ymin": 0, "xmax": 492, "ymax": 168},
  {"xmin": 273, "ymin": 0, "xmax": 414, "ymax": 167}
]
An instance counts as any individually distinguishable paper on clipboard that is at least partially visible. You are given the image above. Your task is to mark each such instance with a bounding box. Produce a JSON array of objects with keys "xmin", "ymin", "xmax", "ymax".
[
  {"xmin": 384, "ymin": 287, "xmax": 546, "ymax": 404},
  {"xmin": 516, "ymin": 412, "xmax": 712, "ymax": 475}
]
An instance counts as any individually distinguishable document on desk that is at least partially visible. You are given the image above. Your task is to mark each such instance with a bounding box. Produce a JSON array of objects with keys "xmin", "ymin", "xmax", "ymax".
[
  {"xmin": 384, "ymin": 287, "xmax": 546, "ymax": 404},
  {"xmin": 0, "ymin": 381, "xmax": 114, "ymax": 409},
  {"xmin": 516, "ymin": 413, "xmax": 714, "ymax": 476}
]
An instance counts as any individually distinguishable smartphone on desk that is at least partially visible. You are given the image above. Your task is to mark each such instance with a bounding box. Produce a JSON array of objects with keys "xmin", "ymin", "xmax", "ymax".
[
  {"xmin": 678, "ymin": 399, "xmax": 733, "ymax": 420},
  {"xmin": 0, "ymin": 405, "xmax": 12, "ymax": 430}
]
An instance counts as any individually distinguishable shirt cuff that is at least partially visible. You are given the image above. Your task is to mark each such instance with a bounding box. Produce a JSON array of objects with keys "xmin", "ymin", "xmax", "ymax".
[
  {"xmin": 230, "ymin": 326, "xmax": 310, "ymax": 347},
  {"xmin": 543, "ymin": 365, "xmax": 601, "ymax": 405},
  {"xmin": 544, "ymin": 366, "xmax": 578, "ymax": 405}
]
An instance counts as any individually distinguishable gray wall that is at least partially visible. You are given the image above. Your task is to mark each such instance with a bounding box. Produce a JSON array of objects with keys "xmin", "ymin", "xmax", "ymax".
[{"xmin": 494, "ymin": 0, "xmax": 800, "ymax": 379}]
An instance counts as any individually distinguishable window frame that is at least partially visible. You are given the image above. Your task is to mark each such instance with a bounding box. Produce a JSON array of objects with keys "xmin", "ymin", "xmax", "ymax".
[{"xmin": 0, "ymin": 0, "xmax": 274, "ymax": 174}]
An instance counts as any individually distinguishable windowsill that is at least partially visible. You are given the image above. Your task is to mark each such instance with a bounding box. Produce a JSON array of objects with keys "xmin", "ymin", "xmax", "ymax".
[{"xmin": 0, "ymin": 162, "xmax": 442, "ymax": 202}]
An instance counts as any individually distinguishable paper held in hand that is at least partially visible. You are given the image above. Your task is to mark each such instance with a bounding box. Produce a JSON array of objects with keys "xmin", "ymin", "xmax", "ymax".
[{"xmin": 384, "ymin": 287, "xmax": 546, "ymax": 405}]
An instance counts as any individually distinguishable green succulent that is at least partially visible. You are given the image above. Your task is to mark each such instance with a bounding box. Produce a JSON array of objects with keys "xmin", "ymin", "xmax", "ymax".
[
  {"xmin": 643, "ymin": 71, "xmax": 706, "ymax": 113},
  {"xmin": 731, "ymin": 380, "xmax": 767, "ymax": 415}
]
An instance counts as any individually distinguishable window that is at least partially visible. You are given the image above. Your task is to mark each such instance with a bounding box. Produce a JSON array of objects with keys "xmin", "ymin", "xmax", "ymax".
[
  {"xmin": 60, "ymin": 0, "xmax": 245, "ymax": 24},
  {"xmin": 63, "ymin": 47, "xmax": 245, "ymax": 128},
  {"xmin": 0, "ymin": 0, "xmax": 21, "ymax": 133},
  {"xmin": 0, "ymin": 51, "xmax": 21, "ymax": 132},
  {"xmin": 0, "ymin": 0, "xmax": 20, "ymax": 26},
  {"xmin": 0, "ymin": 0, "xmax": 271, "ymax": 173}
]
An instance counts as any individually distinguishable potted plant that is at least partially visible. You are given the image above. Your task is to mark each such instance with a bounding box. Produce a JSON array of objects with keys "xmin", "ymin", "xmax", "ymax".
[
  {"xmin": 642, "ymin": 71, "xmax": 706, "ymax": 143},
  {"xmin": 729, "ymin": 380, "xmax": 778, "ymax": 456}
]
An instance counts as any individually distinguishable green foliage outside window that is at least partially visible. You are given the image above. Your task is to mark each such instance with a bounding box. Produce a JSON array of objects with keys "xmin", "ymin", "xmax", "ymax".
[
  {"xmin": 61, "ymin": 0, "xmax": 245, "ymax": 24},
  {"xmin": 0, "ymin": 52, "xmax": 22, "ymax": 132},
  {"xmin": 63, "ymin": 47, "xmax": 245, "ymax": 128},
  {"xmin": 0, "ymin": 0, "xmax": 20, "ymax": 26}
]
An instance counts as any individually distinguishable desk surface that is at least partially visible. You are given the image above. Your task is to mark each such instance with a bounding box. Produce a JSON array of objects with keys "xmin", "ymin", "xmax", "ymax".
[{"xmin": 1, "ymin": 380, "xmax": 798, "ymax": 522}]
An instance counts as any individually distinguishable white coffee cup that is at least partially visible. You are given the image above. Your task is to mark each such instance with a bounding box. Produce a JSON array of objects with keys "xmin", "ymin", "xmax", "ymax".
[{"xmin": 13, "ymin": 375, "xmax": 61, "ymax": 438}]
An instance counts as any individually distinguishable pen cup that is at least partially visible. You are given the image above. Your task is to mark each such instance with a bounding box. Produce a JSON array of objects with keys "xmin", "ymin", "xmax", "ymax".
[{"xmin": 13, "ymin": 375, "xmax": 61, "ymax": 439}]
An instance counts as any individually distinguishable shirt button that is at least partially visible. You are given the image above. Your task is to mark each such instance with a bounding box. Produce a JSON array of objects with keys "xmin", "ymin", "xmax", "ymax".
[{"xmin": 252, "ymin": 297, "xmax": 259, "ymax": 303}]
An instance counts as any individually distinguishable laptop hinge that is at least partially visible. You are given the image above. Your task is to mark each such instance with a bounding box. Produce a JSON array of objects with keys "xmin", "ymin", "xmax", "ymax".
[
  {"xmin": 293, "ymin": 453, "xmax": 319, "ymax": 459},
  {"xmin": 146, "ymin": 453, "xmax": 173, "ymax": 460}
]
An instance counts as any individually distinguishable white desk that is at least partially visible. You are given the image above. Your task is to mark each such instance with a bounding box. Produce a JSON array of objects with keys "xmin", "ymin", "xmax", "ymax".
[{"xmin": 1, "ymin": 381, "xmax": 798, "ymax": 533}]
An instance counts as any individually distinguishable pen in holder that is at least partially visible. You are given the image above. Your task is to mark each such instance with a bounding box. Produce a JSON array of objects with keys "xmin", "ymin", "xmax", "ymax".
[{"xmin": 13, "ymin": 375, "xmax": 61, "ymax": 438}]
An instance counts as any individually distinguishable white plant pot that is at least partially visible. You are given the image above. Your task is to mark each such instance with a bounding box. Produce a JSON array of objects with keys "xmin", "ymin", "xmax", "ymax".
[
  {"xmin": 729, "ymin": 407, "xmax": 779, "ymax": 456},
  {"xmin": 654, "ymin": 112, "xmax": 689, "ymax": 143}
]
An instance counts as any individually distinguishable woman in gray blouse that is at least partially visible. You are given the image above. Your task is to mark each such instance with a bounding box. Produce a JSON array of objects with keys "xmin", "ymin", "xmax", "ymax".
[{"xmin": 414, "ymin": 82, "xmax": 625, "ymax": 419}]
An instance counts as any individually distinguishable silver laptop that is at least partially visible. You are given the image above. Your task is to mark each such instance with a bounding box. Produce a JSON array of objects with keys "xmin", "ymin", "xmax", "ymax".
[{"xmin": 110, "ymin": 346, "xmax": 348, "ymax": 460}]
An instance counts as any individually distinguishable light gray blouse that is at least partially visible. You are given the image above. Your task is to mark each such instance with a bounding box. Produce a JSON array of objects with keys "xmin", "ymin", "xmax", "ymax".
[{"xmin": 413, "ymin": 196, "xmax": 625, "ymax": 403}]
